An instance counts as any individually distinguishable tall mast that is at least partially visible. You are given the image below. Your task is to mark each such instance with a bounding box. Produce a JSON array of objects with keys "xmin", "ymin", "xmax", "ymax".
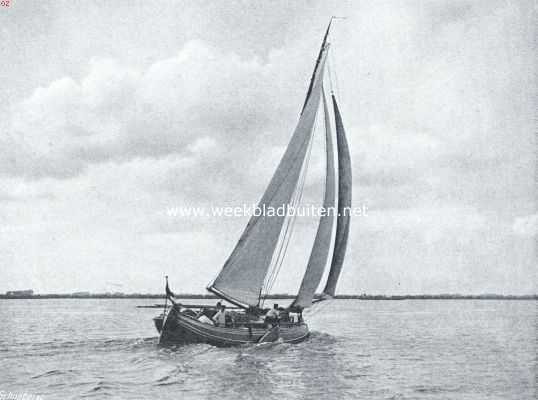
[
  {"xmin": 301, "ymin": 18, "xmax": 334, "ymax": 114},
  {"xmin": 207, "ymin": 40, "xmax": 330, "ymax": 309}
]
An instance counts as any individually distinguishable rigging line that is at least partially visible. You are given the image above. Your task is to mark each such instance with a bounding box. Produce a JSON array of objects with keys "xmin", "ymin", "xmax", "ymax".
[
  {"xmin": 325, "ymin": 24, "xmax": 337, "ymax": 99},
  {"xmin": 262, "ymin": 210, "xmax": 294, "ymax": 303},
  {"xmin": 263, "ymin": 146, "xmax": 312, "ymax": 305},
  {"xmin": 260, "ymin": 139, "xmax": 312, "ymax": 301},
  {"xmin": 262, "ymin": 106, "xmax": 319, "ymax": 302},
  {"xmin": 261, "ymin": 167, "xmax": 304, "ymax": 304},
  {"xmin": 269, "ymin": 126, "xmax": 315, "ymax": 290},
  {"xmin": 262, "ymin": 147, "xmax": 313, "ymax": 304},
  {"xmin": 260, "ymin": 205, "xmax": 294, "ymax": 303},
  {"xmin": 330, "ymin": 48, "xmax": 341, "ymax": 102},
  {"xmin": 221, "ymin": 53, "xmax": 330, "ymax": 265},
  {"xmin": 208, "ymin": 131, "xmax": 311, "ymax": 294},
  {"xmin": 288, "ymin": 87, "xmax": 331, "ymax": 307},
  {"xmin": 217, "ymin": 113, "xmax": 321, "ymax": 277},
  {"xmin": 326, "ymin": 58, "xmax": 335, "ymax": 96},
  {"xmin": 266, "ymin": 170, "xmax": 305, "ymax": 296},
  {"xmin": 321, "ymin": 85, "xmax": 329, "ymax": 202},
  {"xmin": 215, "ymin": 61, "xmax": 330, "ymax": 288},
  {"xmin": 260, "ymin": 105, "xmax": 321, "ymax": 300},
  {"xmin": 266, "ymin": 108, "xmax": 318, "ymax": 295}
]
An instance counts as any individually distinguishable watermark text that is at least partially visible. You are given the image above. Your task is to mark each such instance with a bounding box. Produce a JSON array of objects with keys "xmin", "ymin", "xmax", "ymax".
[{"xmin": 166, "ymin": 204, "xmax": 368, "ymax": 218}]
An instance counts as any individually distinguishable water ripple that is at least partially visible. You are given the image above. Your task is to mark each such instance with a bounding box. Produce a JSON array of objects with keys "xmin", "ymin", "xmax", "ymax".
[{"xmin": 0, "ymin": 299, "xmax": 535, "ymax": 400}]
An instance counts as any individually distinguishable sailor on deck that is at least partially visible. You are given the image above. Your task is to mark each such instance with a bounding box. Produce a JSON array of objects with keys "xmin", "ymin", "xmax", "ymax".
[
  {"xmin": 212, "ymin": 304, "xmax": 227, "ymax": 327},
  {"xmin": 265, "ymin": 303, "xmax": 280, "ymax": 327}
]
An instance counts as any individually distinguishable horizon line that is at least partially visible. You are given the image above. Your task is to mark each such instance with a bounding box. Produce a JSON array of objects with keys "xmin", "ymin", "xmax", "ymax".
[{"xmin": 1, "ymin": 292, "xmax": 536, "ymax": 300}]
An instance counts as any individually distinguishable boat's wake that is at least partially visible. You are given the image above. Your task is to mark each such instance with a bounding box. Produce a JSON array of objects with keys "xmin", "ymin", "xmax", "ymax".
[{"xmin": 307, "ymin": 330, "xmax": 339, "ymax": 344}]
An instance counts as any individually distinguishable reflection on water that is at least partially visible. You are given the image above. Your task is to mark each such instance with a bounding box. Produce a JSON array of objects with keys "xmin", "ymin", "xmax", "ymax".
[{"xmin": 0, "ymin": 299, "xmax": 535, "ymax": 399}]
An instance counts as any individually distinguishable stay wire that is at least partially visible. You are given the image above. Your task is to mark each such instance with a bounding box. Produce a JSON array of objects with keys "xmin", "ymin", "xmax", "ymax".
[{"xmin": 261, "ymin": 107, "xmax": 320, "ymax": 304}]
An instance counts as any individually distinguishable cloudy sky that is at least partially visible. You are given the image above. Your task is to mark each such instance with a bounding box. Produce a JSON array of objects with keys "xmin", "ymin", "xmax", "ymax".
[{"xmin": 0, "ymin": 0, "xmax": 536, "ymax": 295}]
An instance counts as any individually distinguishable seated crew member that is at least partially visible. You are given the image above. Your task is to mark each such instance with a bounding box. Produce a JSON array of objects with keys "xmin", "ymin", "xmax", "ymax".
[
  {"xmin": 264, "ymin": 303, "xmax": 280, "ymax": 327},
  {"xmin": 208, "ymin": 301, "xmax": 221, "ymax": 319},
  {"xmin": 212, "ymin": 304, "xmax": 227, "ymax": 327},
  {"xmin": 197, "ymin": 312, "xmax": 214, "ymax": 325}
]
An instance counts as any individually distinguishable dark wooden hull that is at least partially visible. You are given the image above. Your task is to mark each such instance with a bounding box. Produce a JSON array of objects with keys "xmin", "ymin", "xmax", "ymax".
[
  {"xmin": 153, "ymin": 314, "xmax": 164, "ymax": 333},
  {"xmin": 158, "ymin": 308, "xmax": 309, "ymax": 347}
]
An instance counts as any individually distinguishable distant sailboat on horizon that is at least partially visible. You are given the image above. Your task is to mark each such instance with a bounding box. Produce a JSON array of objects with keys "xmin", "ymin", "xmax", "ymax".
[{"xmin": 156, "ymin": 18, "xmax": 352, "ymax": 346}]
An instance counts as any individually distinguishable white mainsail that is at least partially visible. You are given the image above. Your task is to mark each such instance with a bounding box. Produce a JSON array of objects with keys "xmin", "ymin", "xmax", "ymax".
[{"xmin": 208, "ymin": 46, "xmax": 330, "ymax": 307}]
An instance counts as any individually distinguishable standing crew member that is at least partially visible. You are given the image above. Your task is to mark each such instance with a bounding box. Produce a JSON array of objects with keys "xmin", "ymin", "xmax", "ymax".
[
  {"xmin": 265, "ymin": 303, "xmax": 280, "ymax": 327},
  {"xmin": 212, "ymin": 304, "xmax": 227, "ymax": 327}
]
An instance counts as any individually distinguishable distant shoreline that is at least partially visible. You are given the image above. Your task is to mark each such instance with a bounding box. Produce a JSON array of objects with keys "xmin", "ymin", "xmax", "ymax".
[{"xmin": 0, "ymin": 294, "xmax": 536, "ymax": 300}]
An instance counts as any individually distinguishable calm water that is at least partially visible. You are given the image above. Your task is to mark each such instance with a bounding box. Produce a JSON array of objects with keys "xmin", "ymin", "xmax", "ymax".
[{"xmin": 0, "ymin": 299, "xmax": 535, "ymax": 399}]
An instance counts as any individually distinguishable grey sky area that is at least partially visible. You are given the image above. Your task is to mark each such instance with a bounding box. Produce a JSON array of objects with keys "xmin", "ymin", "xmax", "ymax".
[{"xmin": 0, "ymin": 0, "xmax": 536, "ymax": 294}]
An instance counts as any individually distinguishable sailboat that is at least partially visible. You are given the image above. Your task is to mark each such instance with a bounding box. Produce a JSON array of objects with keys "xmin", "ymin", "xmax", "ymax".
[{"xmin": 155, "ymin": 19, "xmax": 351, "ymax": 346}]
